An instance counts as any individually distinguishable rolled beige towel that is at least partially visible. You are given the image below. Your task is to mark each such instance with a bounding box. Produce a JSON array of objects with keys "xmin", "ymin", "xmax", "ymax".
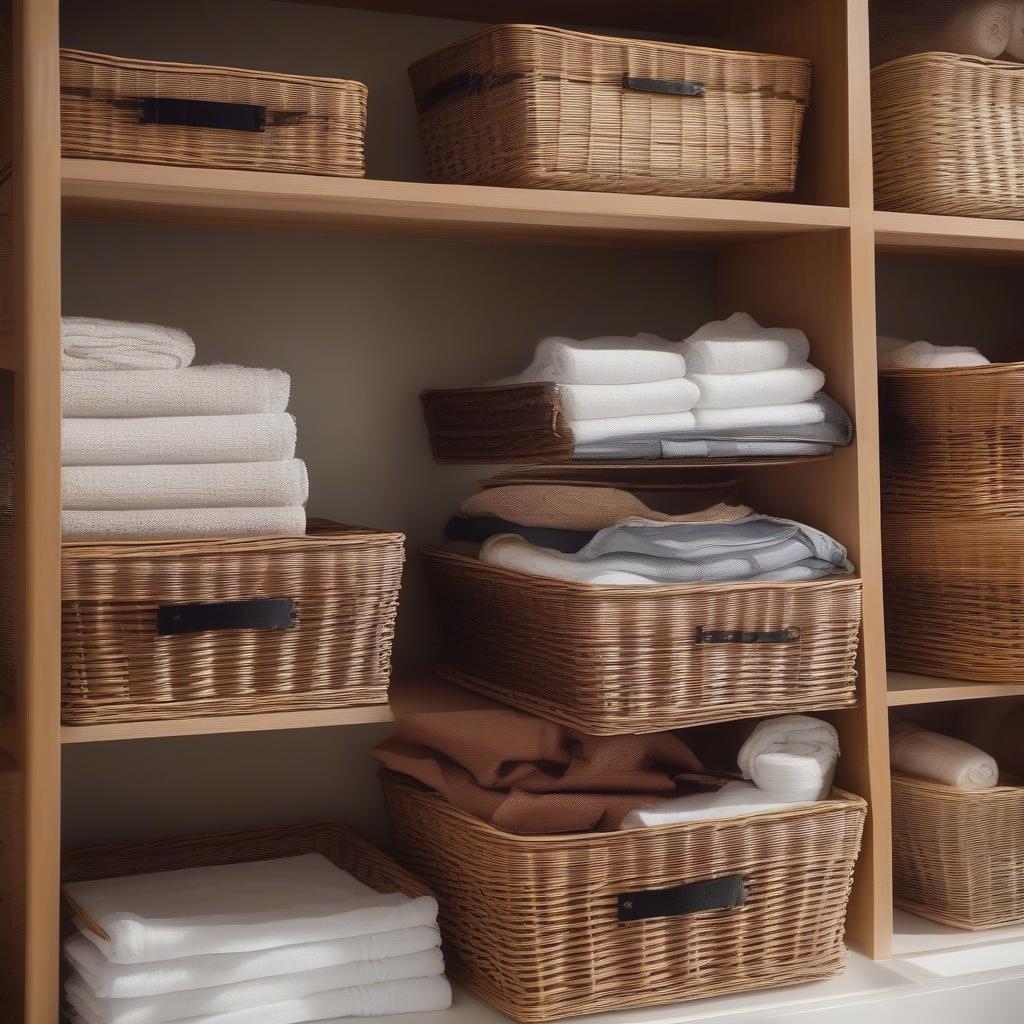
[
  {"xmin": 942, "ymin": 0, "xmax": 1013, "ymax": 56},
  {"xmin": 872, "ymin": 0, "xmax": 1012, "ymax": 64},
  {"xmin": 891, "ymin": 722, "xmax": 1000, "ymax": 790},
  {"xmin": 1005, "ymin": 0, "xmax": 1024, "ymax": 58}
]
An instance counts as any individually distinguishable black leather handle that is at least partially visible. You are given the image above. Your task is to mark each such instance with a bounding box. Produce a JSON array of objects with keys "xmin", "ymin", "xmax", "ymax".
[
  {"xmin": 623, "ymin": 75, "xmax": 706, "ymax": 98},
  {"xmin": 157, "ymin": 598, "xmax": 296, "ymax": 636},
  {"xmin": 697, "ymin": 626, "xmax": 801, "ymax": 645},
  {"xmin": 139, "ymin": 97, "xmax": 267, "ymax": 133},
  {"xmin": 618, "ymin": 875, "xmax": 747, "ymax": 922}
]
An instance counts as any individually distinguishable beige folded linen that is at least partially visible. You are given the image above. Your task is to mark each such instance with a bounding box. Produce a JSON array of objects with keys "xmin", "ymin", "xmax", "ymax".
[{"xmin": 62, "ymin": 507, "xmax": 306, "ymax": 540}]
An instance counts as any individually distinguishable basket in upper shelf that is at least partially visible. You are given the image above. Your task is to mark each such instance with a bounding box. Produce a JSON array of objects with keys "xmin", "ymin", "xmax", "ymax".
[
  {"xmin": 409, "ymin": 24, "xmax": 812, "ymax": 198},
  {"xmin": 59, "ymin": 48, "xmax": 368, "ymax": 177},
  {"xmin": 60, "ymin": 522, "xmax": 404, "ymax": 726},
  {"xmin": 422, "ymin": 550, "xmax": 862, "ymax": 734},
  {"xmin": 873, "ymin": 52, "xmax": 1024, "ymax": 219}
]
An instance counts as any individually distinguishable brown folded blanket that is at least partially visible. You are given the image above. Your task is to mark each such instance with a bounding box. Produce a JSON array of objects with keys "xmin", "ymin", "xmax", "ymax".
[{"xmin": 373, "ymin": 709, "xmax": 722, "ymax": 835}]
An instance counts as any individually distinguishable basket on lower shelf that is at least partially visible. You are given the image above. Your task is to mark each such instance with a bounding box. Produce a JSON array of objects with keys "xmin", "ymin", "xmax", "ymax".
[
  {"xmin": 422, "ymin": 550, "xmax": 862, "ymax": 734},
  {"xmin": 409, "ymin": 24, "xmax": 812, "ymax": 199},
  {"xmin": 383, "ymin": 771, "xmax": 867, "ymax": 1022},
  {"xmin": 60, "ymin": 522, "xmax": 404, "ymax": 726},
  {"xmin": 60, "ymin": 48, "xmax": 368, "ymax": 177},
  {"xmin": 892, "ymin": 773, "xmax": 1024, "ymax": 930}
]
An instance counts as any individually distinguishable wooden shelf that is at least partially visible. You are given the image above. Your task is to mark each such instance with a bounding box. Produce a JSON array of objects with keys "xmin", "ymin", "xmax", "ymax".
[
  {"xmin": 60, "ymin": 703, "xmax": 394, "ymax": 744},
  {"xmin": 61, "ymin": 159, "xmax": 849, "ymax": 248},
  {"xmin": 875, "ymin": 210, "xmax": 1024, "ymax": 259},
  {"xmin": 888, "ymin": 672, "xmax": 1024, "ymax": 707}
]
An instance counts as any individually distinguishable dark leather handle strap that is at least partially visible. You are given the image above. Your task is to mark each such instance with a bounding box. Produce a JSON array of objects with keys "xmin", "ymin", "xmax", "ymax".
[
  {"xmin": 697, "ymin": 626, "xmax": 801, "ymax": 645},
  {"xmin": 157, "ymin": 598, "xmax": 296, "ymax": 636},
  {"xmin": 623, "ymin": 75, "xmax": 706, "ymax": 97},
  {"xmin": 618, "ymin": 875, "xmax": 747, "ymax": 922},
  {"xmin": 140, "ymin": 97, "xmax": 267, "ymax": 133}
]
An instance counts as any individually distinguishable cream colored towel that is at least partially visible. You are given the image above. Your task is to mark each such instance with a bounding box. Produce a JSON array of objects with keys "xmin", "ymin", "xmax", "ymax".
[
  {"xmin": 890, "ymin": 722, "xmax": 999, "ymax": 790},
  {"xmin": 878, "ymin": 339, "xmax": 989, "ymax": 369},
  {"xmin": 62, "ymin": 507, "xmax": 306, "ymax": 541},
  {"xmin": 679, "ymin": 313, "xmax": 810, "ymax": 374},
  {"xmin": 872, "ymin": 1, "xmax": 1012, "ymax": 64},
  {"xmin": 691, "ymin": 366, "xmax": 825, "ymax": 409},
  {"xmin": 1007, "ymin": 0, "xmax": 1024, "ymax": 58},
  {"xmin": 737, "ymin": 716, "xmax": 839, "ymax": 801},
  {"xmin": 61, "ymin": 318, "xmax": 195, "ymax": 371}
]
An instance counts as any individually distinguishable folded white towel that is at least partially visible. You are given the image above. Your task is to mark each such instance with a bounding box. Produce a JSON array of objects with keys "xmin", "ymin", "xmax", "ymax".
[
  {"xmin": 65, "ymin": 975, "xmax": 454, "ymax": 1024},
  {"xmin": 62, "ymin": 415, "xmax": 298, "ymax": 467},
  {"xmin": 890, "ymin": 723, "xmax": 999, "ymax": 791},
  {"xmin": 691, "ymin": 402, "xmax": 825, "ymax": 431},
  {"xmin": 623, "ymin": 781, "xmax": 816, "ymax": 828},
  {"xmin": 691, "ymin": 366, "xmax": 826, "ymax": 409},
  {"xmin": 680, "ymin": 313, "xmax": 810, "ymax": 375},
  {"xmin": 65, "ymin": 949, "xmax": 446, "ymax": 1024},
  {"xmin": 62, "ymin": 507, "xmax": 307, "ymax": 541},
  {"xmin": 557, "ymin": 378, "xmax": 700, "ymax": 421},
  {"xmin": 570, "ymin": 411, "xmax": 696, "ymax": 446},
  {"xmin": 62, "ymin": 366, "xmax": 291, "ymax": 418},
  {"xmin": 877, "ymin": 339, "xmax": 990, "ymax": 370},
  {"xmin": 62, "ymin": 461, "xmax": 309, "ymax": 512},
  {"xmin": 61, "ymin": 318, "xmax": 195, "ymax": 371},
  {"xmin": 737, "ymin": 716, "xmax": 840, "ymax": 801}
]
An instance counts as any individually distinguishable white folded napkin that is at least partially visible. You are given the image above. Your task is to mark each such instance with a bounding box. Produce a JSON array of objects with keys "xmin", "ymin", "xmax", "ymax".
[
  {"xmin": 62, "ymin": 318, "xmax": 195, "ymax": 371},
  {"xmin": 738, "ymin": 716, "xmax": 840, "ymax": 801},
  {"xmin": 623, "ymin": 780, "xmax": 816, "ymax": 828},
  {"xmin": 890, "ymin": 723, "xmax": 999, "ymax": 791}
]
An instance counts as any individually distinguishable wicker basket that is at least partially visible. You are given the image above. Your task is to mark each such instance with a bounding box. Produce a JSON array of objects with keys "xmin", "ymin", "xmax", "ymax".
[
  {"xmin": 422, "ymin": 551, "xmax": 861, "ymax": 734},
  {"xmin": 892, "ymin": 773, "xmax": 1024, "ymax": 930},
  {"xmin": 409, "ymin": 24, "xmax": 811, "ymax": 198},
  {"xmin": 60, "ymin": 48, "xmax": 367, "ymax": 177},
  {"xmin": 873, "ymin": 52, "xmax": 1024, "ymax": 218},
  {"xmin": 61, "ymin": 522, "xmax": 404, "ymax": 726},
  {"xmin": 383, "ymin": 771, "xmax": 866, "ymax": 1021}
]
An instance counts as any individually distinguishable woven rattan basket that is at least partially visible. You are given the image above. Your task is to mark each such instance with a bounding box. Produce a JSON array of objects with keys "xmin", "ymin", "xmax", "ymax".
[
  {"xmin": 383, "ymin": 771, "xmax": 866, "ymax": 1021},
  {"xmin": 409, "ymin": 24, "xmax": 811, "ymax": 198},
  {"xmin": 60, "ymin": 522, "xmax": 404, "ymax": 726},
  {"xmin": 873, "ymin": 52, "xmax": 1024, "ymax": 218},
  {"xmin": 422, "ymin": 551, "xmax": 861, "ymax": 734},
  {"xmin": 892, "ymin": 773, "xmax": 1024, "ymax": 930},
  {"xmin": 60, "ymin": 48, "xmax": 367, "ymax": 177}
]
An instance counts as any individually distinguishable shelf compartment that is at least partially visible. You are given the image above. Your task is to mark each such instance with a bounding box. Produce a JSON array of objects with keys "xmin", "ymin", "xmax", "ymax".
[
  {"xmin": 875, "ymin": 210, "xmax": 1024, "ymax": 260},
  {"xmin": 887, "ymin": 672, "xmax": 1024, "ymax": 707}
]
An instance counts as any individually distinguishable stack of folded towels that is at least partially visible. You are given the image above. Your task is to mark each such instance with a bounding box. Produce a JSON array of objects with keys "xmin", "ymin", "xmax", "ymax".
[
  {"xmin": 61, "ymin": 318, "xmax": 309, "ymax": 541},
  {"xmin": 61, "ymin": 853, "xmax": 451, "ymax": 1024},
  {"xmin": 877, "ymin": 334, "xmax": 990, "ymax": 369}
]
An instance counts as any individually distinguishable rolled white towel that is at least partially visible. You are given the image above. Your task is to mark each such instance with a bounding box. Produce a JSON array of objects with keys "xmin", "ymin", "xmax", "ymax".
[
  {"xmin": 890, "ymin": 722, "xmax": 999, "ymax": 791},
  {"xmin": 623, "ymin": 781, "xmax": 816, "ymax": 828},
  {"xmin": 878, "ymin": 339, "xmax": 989, "ymax": 370},
  {"xmin": 691, "ymin": 402, "xmax": 826, "ymax": 431},
  {"xmin": 558, "ymin": 378, "xmax": 700, "ymax": 421},
  {"xmin": 62, "ymin": 415, "xmax": 298, "ymax": 467},
  {"xmin": 691, "ymin": 365, "xmax": 826, "ymax": 409},
  {"xmin": 62, "ymin": 366, "xmax": 291, "ymax": 418},
  {"xmin": 679, "ymin": 313, "xmax": 810, "ymax": 375},
  {"xmin": 62, "ymin": 461, "xmax": 309, "ymax": 511},
  {"xmin": 569, "ymin": 411, "xmax": 696, "ymax": 446},
  {"xmin": 61, "ymin": 318, "xmax": 195, "ymax": 371},
  {"xmin": 737, "ymin": 716, "xmax": 840, "ymax": 801},
  {"xmin": 62, "ymin": 507, "xmax": 307, "ymax": 541}
]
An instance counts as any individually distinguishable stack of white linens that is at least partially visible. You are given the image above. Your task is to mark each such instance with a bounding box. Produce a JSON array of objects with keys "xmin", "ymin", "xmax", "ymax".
[
  {"xmin": 877, "ymin": 334, "xmax": 990, "ymax": 369},
  {"xmin": 61, "ymin": 853, "xmax": 452, "ymax": 1024},
  {"xmin": 61, "ymin": 318, "xmax": 308, "ymax": 541}
]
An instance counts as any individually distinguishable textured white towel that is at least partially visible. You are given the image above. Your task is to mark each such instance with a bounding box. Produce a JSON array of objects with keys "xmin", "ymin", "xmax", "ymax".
[
  {"xmin": 62, "ymin": 415, "xmax": 298, "ymax": 467},
  {"xmin": 680, "ymin": 313, "xmax": 810, "ymax": 375},
  {"xmin": 890, "ymin": 723, "xmax": 999, "ymax": 791},
  {"xmin": 65, "ymin": 949, "xmax": 445, "ymax": 1024},
  {"xmin": 691, "ymin": 403, "xmax": 825, "ymax": 431},
  {"xmin": 878, "ymin": 339, "xmax": 990, "ymax": 370},
  {"xmin": 62, "ymin": 318, "xmax": 195, "ymax": 371},
  {"xmin": 569, "ymin": 411, "xmax": 696, "ymax": 446},
  {"xmin": 64, "ymin": 855, "xmax": 440, "ymax": 965},
  {"xmin": 62, "ymin": 461, "xmax": 309, "ymax": 511},
  {"xmin": 65, "ymin": 975, "xmax": 454, "ymax": 1024},
  {"xmin": 738, "ymin": 716, "xmax": 840, "ymax": 801},
  {"xmin": 623, "ymin": 781, "xmax": 817, "ymax": 828},
  {"xmin": 557, "ymin": 378, "xmax": 700, "ymax": 421},
  {"xmin": 62, "ymin": 366, "xmax": 291, "ymax": 418},
  {"xmin": 61, "ymin": 507, "xmax": 307, "ymax": 541},
  {"xmin": 691, "ymin": 366, "xmax": 826, "ymax": 409}
]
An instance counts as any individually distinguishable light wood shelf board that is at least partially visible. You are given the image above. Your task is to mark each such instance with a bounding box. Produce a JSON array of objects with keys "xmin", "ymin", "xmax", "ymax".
[
  {"xmin": 875, "ymin": 210, "xmax": 1024, "ymax": 259},
  {"xmin": 888, "ymin": 672, "xmax": 1024, "ymax": 707}
]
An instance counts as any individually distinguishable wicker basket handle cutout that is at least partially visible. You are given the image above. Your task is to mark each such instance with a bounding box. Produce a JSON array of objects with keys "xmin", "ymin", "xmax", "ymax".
[
  {"xmin": 623, "ymin": 75, "xmax": 706, "ymax": 98},
  {"xmin": 139, "ymin": 96, "xmax": 267, "ymax": 133},
  {"xmin": 156, "ymin": 597, "xmax": 297, "ymax": 636},
  {"xmin": 696, "ymin": 626, "xmax": 801, "ymax": 645},
  {"xmin": 618, "ymin": 875, "xmax": 748, "ymax": 922}
]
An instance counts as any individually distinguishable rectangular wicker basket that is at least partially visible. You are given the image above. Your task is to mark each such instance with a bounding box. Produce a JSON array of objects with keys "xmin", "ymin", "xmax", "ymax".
[
  {"xmin": 422, "ymin": 551, "xmax": 862, "ymax": 734},
  {"xmin": 892, "ymin": 773, "xmax": 1024, "ymax": 930},
  {"xmin": 60, "ymin": 48, "xmax": 368, "ymax": 177},
  {"xmin": 60, "ymin": 522, "xmax": 404, "ymax": 726},
  {"xmin": 409, "ymin": 24, "xmax": 811, "ymax": 198},
  {"xmin": 383, "ymin": 771, "xmax": 866, "ymax": 1022}
]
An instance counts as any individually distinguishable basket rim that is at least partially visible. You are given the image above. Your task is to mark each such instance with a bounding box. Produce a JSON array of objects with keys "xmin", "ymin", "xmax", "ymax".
[
  {"xmin": 879, "ymin": 362, "xmax": 1024, "ymax": 379},
  {"xmin": 892, "ymin": 772, "xmax": 1024, "ymax": 800},
  {"xmin": 420, "ymin": 381, "xmax": 558, "ymax": 399},
  {"xmin": 872, "ymin": 49, "xmax": 1024, "ymax": 75}
]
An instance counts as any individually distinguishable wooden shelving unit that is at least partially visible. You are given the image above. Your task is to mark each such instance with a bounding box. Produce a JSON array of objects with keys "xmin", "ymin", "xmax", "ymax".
[{"xmin": 887, "ymin": 673, "xmax": 1024, "ymax": 708}]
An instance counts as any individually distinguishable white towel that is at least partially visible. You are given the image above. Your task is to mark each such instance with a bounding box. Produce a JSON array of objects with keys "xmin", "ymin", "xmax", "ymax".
[
  {"xmin": 62, "ymin": 461, "xmax": 309, "ymax": 511},
  {"xmin": 877, "ymin": 339, "xmax": 990, "ymax": 370},
  {"xmin": 623, "ymin": 781, "xmax": 816, "ymax": 828},
  {"xmin": 691, "ymin": 366, "xmax": 826, "ymax": 409},
  {"xmin": 557, "ymin": 378, "xmax": 699, "ymax": 421},
  {"xmin": 680, "ymin": 313, "xmax": 810, "ymax": 375},
  {"xmin": 570, "ymin": 411, "xmax": 696, "ymax": 446},
  {"xmin": 65, "ymin": 975, "xmax": 454, "ymax": 1024},
  {"xmin": 890, "ymin": 723, "xmax": 999, "ymax": 791},
  {"xmin": 65, "ymin": 949, "xmax": 445, "ymax": 1024},
  {"xmin": 737, "ymin": 716, "xmax": 840, "ymax": 801},
  {"xmin": 691, "ymin": 403, "xmax": 826, "ymax": 431},
  {"xmin": 62, "ymin": 366, "xmax": 291, "ymax": 418},
  {"xmin": 62, "ymin": 507, "xmax": 307, "ymax": 541},
  {"xmin": 62, "ymin": 318, "xmax": 196, "ymax": 371},
  {"xmin": 62, "ymin": 415, "xmax": 298, "ymax": 467}
]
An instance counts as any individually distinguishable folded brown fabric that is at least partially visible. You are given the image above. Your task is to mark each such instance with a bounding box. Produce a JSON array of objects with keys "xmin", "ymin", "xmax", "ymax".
[{"xmin": 373, "ymin": 709, "xmax": 720, "ymax": 835}]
